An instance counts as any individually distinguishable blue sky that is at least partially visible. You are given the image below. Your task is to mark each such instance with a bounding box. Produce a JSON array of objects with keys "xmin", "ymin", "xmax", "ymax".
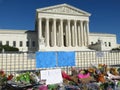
[{"xmin": 0, "ymin": 0, "xmax": 120, "ymax": 43}]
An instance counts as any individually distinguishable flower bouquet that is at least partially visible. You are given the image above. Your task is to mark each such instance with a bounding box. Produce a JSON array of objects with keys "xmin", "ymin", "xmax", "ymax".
[{"xmin": 0, "ymin": 70, "xmax": 13, "ymax": 86}]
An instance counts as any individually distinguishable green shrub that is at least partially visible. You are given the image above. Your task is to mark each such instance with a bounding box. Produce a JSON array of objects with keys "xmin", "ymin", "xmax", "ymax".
[{"xmin": 0, "ymin": 45, "xmax": 19, "ymax": 52}]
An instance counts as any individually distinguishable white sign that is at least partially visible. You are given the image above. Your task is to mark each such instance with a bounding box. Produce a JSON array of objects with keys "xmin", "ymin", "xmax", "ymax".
[
  {"xmin": 96, "ymin": 52, "xmax": 104, "ymax": 57},
  {"xmin": 40, "ymin": 69, "xmax": 63, "ymax": 85}
]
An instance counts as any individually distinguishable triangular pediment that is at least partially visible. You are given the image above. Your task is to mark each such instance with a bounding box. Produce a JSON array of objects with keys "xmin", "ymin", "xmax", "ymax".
[{"xmin": 37, "ymin": 4, "xmax": 91, "ymax": 16}]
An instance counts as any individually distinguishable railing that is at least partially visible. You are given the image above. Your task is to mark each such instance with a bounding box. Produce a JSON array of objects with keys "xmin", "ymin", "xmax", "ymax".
[
  {"xmin": 0, "ymin": 51, "xmax": 120, "ymax": 73},
  {"xmin": 0, "ymin": 51, "xmax": 36, "ymax": 73},
  {"xmin": 76, "ymin": 50, "xmax": 120, "ymax": 68}
]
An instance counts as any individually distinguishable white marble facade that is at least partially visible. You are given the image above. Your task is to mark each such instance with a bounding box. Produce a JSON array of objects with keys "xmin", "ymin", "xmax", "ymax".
[{"xmin": 36, "ymin": 4, "xmax": 91, "ymax": 51}]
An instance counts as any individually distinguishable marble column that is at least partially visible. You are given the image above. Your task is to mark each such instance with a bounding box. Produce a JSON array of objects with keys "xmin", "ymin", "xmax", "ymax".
[
  {"xmin": 83, "ymin": 21, "xmax": 86, "ymax": 46},
  {"xmin": 80, "ymin": 21, "xmax": 84, "ymax": 46},
  {"xmin": 58, "ymin": 21, "xmax": 61, "ymax": 46},
  {"xmin": 53, "ymin": 19, "xmax": 56, "ymax": 46},
  {"xmin": 38, "ymin": 18, "xmax": 42, "ymax": 38},
  {"xmin": 77, "ymin": 21, "xmax": 81, "ymax": 46},
  {"xmin": 38, "ymin": 18, "xmax": 42, "ymax": 50},
  {"xmin": 72, "ymin": 23, "xmax": 75, "ymax": 47},
  {"xmin": 86, "ymin": 21, "xmax": 89, "ymax": 46},
  {"xmin": 68, "ymin": 20, "xmax": 71, "ymax": 47},
  {"xmin": 56, "ymin": 21, "xmax": 59, "ymax": 46},
  {"xmin": 65, "ymin": 22, "xmax": 69, "ymax": 47},
  {"xmin": 46, "ymin": 18, "xmax": 49, "ymax": 47},
  {"xmin": 84, "ymin": 21, "xmax": 89, "ymax": 46},
  {"xmin": 50, "ymin": 21, "xmax": 54, "ymax": 47},
  {"xmin": 74, "ymin": 20, "xmax": 78, "ymax": 46},
  {"xmin": 60, "ymin": 19, "xmax": 64, "ymax": 46}
]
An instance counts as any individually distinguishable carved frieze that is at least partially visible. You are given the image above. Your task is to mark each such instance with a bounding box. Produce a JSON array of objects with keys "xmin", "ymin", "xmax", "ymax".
[{"xmin": 43, "ymin": 6, "xmax": 83, "ymax": 15}]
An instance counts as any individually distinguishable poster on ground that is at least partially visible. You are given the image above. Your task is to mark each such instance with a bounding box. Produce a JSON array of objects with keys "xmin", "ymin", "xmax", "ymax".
[{"xmin": 40, "ymin": 69, "xmax": 63, "ymax": 85}]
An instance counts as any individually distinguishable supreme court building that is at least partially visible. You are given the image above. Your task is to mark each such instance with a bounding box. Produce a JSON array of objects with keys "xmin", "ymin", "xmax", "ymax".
[{"xmin": 0, "ymin": 4, "xmax": 117, "ymax": 51}]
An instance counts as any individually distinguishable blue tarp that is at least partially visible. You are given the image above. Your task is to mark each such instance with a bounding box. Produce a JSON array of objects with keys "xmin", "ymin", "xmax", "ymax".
[
  {"xmin": 36, "ymin": 51, "xmax": 75, "ymax": 68},
  {"xmin": 36, "ymin": 52, "xmax": 56, "ymax": 68},
  {"xmin": 57, "ymin": 52, "xmax": 75, "ymax": 67}
]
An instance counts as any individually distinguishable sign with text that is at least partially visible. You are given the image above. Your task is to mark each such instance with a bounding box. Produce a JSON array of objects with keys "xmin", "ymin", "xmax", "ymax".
[{"xmin": 40, "ymin": 69, "xmax": 63, "ymax": 85}]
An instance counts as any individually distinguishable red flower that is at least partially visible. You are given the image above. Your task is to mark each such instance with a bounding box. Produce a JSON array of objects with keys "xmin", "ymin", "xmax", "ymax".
[
  {"xmin": 7, "ymin": 74, "xmax": 13, "ymax": 80},
  {"xmin": 0, "ymin": 70, "xmax": 4, "ymax": 76}
]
